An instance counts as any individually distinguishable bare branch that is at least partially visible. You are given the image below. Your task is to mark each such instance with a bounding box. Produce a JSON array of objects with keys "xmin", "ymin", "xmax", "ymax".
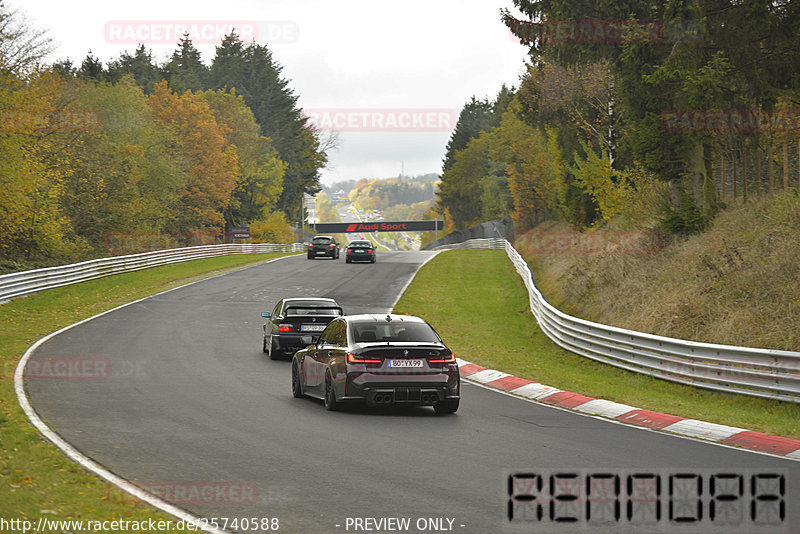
[{"xmin": 0, "ymin": 3, "xmax": 54, "ymax": 77}]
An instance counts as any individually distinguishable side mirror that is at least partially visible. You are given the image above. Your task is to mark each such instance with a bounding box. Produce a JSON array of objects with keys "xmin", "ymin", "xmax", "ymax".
[{"xmin": 261, "ymin": 312, "xmax": 271, "ymax": 318}]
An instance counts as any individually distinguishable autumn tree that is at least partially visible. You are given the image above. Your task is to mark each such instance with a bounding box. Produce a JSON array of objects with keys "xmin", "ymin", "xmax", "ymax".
[
  {"xmin": 199, "ymin": 88, "xmax": 285, "ymax": 228},
  {"xmin": 148, "ymin": 81, "xmax": 238, "ymax": 232}
]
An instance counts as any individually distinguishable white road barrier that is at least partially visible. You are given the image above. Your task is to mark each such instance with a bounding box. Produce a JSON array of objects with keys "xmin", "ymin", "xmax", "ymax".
[
  {"xmin": 435, "ymin": 238, "xmax": 800, "ymax": 403},
  {"xmin": 0, "ymin": 243, "xmax": 304, "ymax": 303}
]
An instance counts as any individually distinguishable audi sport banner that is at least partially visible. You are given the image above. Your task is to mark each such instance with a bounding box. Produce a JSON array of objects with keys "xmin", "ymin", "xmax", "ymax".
[{"xmin": 312, "ymin": 220, "xmax": 443, "ymax": 233}]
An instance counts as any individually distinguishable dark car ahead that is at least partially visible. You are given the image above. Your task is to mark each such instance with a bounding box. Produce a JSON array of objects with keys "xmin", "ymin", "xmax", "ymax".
[
  {"xmin": 345, "ymin": 240, "xmax": 376, "ymax": 263},
  {"xmin": 262, "ymin": 298, "xmax": 344, "ymax": 360},
  {"xmin": 291, "ymin": 314, "xmax": 460, "ymax": 414},
  {"xmin": 307, "ymin": 235, "xmax": 340, "ymax": 259}
]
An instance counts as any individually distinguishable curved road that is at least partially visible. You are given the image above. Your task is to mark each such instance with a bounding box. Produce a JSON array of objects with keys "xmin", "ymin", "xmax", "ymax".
[{"xmin": 26, "ymin": 252, "xmax": 799, "ymax": 533}]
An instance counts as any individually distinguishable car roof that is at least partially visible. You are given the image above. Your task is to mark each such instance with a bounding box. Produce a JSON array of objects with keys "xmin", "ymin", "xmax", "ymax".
[
  {"xmin": 312, "ymin": 235, "xmax": 334, "ymax": 239},
  {"xmin": 349, "ymin": 240, "xmax": 371, "ymax": 244},
  {"xmin": 283, "ymin": 297, "xmax": 338, "ymax": 303}
]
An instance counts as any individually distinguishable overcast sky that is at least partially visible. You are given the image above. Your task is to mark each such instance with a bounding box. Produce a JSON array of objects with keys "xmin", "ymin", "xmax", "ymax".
[{"xmin": 20, "ymin": 0, "xmax": 531, "ymax": 185}]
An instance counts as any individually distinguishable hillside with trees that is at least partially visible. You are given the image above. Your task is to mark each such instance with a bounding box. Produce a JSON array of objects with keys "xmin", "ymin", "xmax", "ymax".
[
  {"xmin": 1, "ymin": 13, "xmax": 326, "ymax": 272},
  {"xmin": 327, "ymin": 174, "xmax": 439, "ymax": 222},
  {"xmin": 431, "ymin": 1, "xmax": 800, "ymax": 348},
  {"xmin": 434, "ymin": 1, "xmax": 800, "ymax": 237}
]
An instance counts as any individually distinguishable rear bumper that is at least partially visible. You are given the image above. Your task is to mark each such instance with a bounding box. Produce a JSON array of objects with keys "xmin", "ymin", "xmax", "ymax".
[
  {"xmin": 365, "ymin": 387, "xmax": 454, "ymax": 406},
  {"xmin": 342, "ymin": 369, "xmax": 460, "ymax": 406},
  {"xmin": 275, "ymin": 333, "xmax": 318, "ymax": 352},
  {"xmin": 346, "ymin": 252, "xmax": 375, "ymax": 261}
]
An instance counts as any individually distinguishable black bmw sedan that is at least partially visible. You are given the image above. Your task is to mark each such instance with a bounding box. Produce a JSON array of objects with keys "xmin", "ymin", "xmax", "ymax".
[
  {"xmin": 291, "ymin": 314, "xmax": 460, "ymax": 414},
  {"xmin": 345, "ymin": 240, "xmax": 376, "ymax": 263},
  {"xmin": 262, "ymin": 297, "xmax": 344, "ymax": 360}
]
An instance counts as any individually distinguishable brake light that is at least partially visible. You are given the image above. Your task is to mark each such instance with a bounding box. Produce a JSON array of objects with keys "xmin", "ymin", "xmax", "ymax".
[
  {"xmin": 347, "ymin": 352, "xmax": 381, "ymax": 364},
  {"xmin": 308, "ymin": 244, "xmax": 313, "ymax": 248},
  {"xmin": 328, "ymin": 243, "xmax": 335, "ymax": 248},
  {"xmin": 278, "ymin": 324, "xmax": 294, "ymax": 332},
  {"xmin": 429, "ymin": 352, "xmax": 456, "ymax": 363}
]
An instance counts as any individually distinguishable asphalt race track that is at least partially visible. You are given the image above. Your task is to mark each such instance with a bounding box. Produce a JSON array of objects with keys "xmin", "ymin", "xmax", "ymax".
[{"xmin": 25, "ymin": 252, "xmax": 800, "ymax": 534}]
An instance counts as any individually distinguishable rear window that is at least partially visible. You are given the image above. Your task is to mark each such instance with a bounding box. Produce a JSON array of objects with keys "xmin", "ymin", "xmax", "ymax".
[
  {"xmin": 349, "ymin": 241, "xmax": 371, "ymax": 247},
  {"xmin": 352, "ymin": 321, "xmax": 440, "ymax": 343},
  {"xmin": 312, "ymin": 237, "xmax": 332, "ymax": 244},
  {"xmin": 285, "ymin": 301, "xmax": 342, "ymax": 316}
]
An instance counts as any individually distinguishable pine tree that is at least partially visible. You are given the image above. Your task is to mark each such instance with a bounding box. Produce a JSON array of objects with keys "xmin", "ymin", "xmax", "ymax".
[
  {"xmin": 106, "ymin": 44, "xmax": 163, "ymax": 93},
  {"xmin": 442, "ymin": 97, "xmax": 493, "ymax": 172},
  {"xmin": 164, "ymin": 34, "xmax": 208, "ymax": 93}
]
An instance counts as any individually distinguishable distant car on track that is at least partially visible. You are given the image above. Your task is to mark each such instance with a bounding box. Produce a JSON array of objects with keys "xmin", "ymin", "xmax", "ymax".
[
  {"xmin": 345, "ymin": 240, "xmax": 376, "ymax": 263},
  {"xmin": 262, "ymin": 298, "xmax": 344, "ymax": 360},
  {"xmin": 291, "ymin": 314, "xmax": 460, "ymax": 414},
  {"xmin": 307, "ymin": 235, "xmax": 340, "ymax": 259}
]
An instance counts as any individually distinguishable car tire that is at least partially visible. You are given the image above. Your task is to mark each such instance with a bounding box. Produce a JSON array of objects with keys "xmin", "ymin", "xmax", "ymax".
[
  {"xmin": 371, "ymin": 257, "xmax": 376, "ymax": 263},
  {"xmin": 324, "ymin": 373, "xmax": 340, "ymax": 411},
  {"xmin": 268, "ymin": 336, "xmax": 280, "ymax": 360},
  {"xmin": 291, "ymin": 361, "xmax": 304, "ymax": 398},
  {"xmin": 345, "ymin": 258, "xmax": 351, "ymax": 263},
  {"xmin": 307, "ymin": 254, "xmax": 313, "ymax": 260},
  {"xmin": 434, "ymin": 398, "xmax": 459, "ymax": 415},
  {"xmin": 262, "ymin": 335, "xmax": 269, "ymax": 353}
]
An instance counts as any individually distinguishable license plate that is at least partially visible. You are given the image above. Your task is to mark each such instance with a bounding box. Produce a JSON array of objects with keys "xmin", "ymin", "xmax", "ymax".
[
  {"xmin": 387, "ymin": 359, "xmax": 423, "ymax": 368},
  {"xmin": 301, "ymin": 324, "xmax": 326, "ymax": 332},
  {"xmin": 316, "ymin": 251, "xmax": 326, "ymax": 255}
]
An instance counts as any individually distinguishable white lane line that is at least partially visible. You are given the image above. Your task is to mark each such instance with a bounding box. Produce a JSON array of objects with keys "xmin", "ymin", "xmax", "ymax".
[{"xmin": 14, "ymin": 254, "xmax": 298, "ymax": 534}]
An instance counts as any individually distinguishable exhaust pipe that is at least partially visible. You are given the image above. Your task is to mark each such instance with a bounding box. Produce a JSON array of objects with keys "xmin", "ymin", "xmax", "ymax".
[
  {"xmin": 424, "ymin": 394, "xmax": 439, "ymax": 405},
  {"xmin": 374, "ymin": 393, "xmax": 393, "ymax": 404}
]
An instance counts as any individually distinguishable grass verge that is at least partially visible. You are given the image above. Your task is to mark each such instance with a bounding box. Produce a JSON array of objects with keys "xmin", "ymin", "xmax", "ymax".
[
  {"xmin": 393, "ymin": 249, "xmax": 800, "ymax": 439},
  {"xmin": 0, "ymin": 252, "xmax": 293, "ymax": 523}
]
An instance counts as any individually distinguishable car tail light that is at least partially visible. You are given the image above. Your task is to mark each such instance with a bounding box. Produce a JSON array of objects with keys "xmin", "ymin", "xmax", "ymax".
[
  {"xmin": 429, "ymin": 352, "xmax": 456, "ymax": 363},
  {"xmin": 328, "ymin": 243, "xmax": 335, "ymax": 248},
  {"xmin": 308, "ymin": 244, "xmax": 313, "ymax": 248},
  {"xmin": 278, "ymin": 324, "xmax": 294, "ymax": 332},
  {"xmin": 347, "ymin": 352, "xmax": 381, "ymax": 364}
]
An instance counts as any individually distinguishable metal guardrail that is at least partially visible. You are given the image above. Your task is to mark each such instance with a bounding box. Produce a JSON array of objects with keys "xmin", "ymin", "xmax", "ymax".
[
  {"xmin": 432, "ymin": 238, "xmax": 507, "ymax": 250},
  {"xmin": 437, "ymin": 238, "xmax": 800, "ymax": 403},
  {"xmin": 0, "ymin": 243, "xmax": 304, "ymax": 303}
]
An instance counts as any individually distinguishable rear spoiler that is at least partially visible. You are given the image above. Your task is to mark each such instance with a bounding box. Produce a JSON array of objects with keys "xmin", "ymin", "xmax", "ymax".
[{"xmin": 284, "ymin": 306, "xmax": 344, "ymax": 316}]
